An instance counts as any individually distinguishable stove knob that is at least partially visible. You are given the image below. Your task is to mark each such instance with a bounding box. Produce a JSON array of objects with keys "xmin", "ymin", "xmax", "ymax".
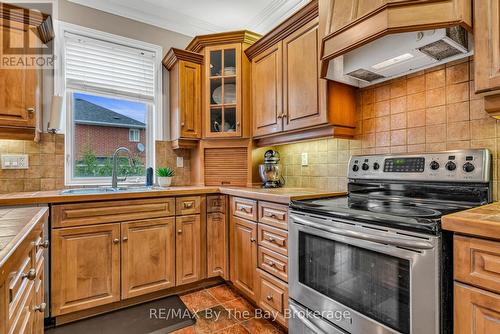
[
  {"xmin": 352, "ymin": 165, "xmax": 359, "ymax": 172},
  {"xmin": 373, "ymin": 162, "xmax": 380, "ymax": 170},
  {"xmin": 445, "ymin": 161, "xmax": 456, "ymax": 171},
  {"xmin": 362, "ymin": 163, "xmax": 369, "ymax": 171},
  {"xmin": 463, "ymin": 162, "xmax": 475, "ymax": 173},
  {"xmin": 430, "ymin": 161, "xmax": 440, "ymax": 170}
]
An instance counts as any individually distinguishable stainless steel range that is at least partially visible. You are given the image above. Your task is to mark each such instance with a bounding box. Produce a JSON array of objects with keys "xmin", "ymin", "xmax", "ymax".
[{"xmin": 288, "ymin": 149, "xmax": 492, "ymax": 334}]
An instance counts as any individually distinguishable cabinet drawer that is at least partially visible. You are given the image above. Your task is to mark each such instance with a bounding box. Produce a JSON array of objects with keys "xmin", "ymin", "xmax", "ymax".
[
  {"xmin": 258, "ymin": 269, "xmax": 288, "ymax": 328},
  {"xmin": 176, "ymin": 196, "xmax": 201, "ymax": 215},
  {"xmin": 258, "ymin": 202, "xmax": 288, "ymax": 230},
  {"xmin": 207, "ymin": 195, "xmax": 226, "ymax": 213},
  {"xmin": 455, "ymin": 235, "xmax": 500, "ymax": 294},
  {"xmin": 8, "ymin": 279, "xmax": 35, "ymax": 334},
  {"xmin": 232, "ymin": 197, "xmax": 257, "ymax": 221},
  {"xmin": 8, "ymin": 250, "xmax": 34, "ymax": 324},
  {"xmin": 454, "ymin": 283, "xmax": 500, "ymax": 334},
  {"xmin": 258, "ymin": 246, "xmax": 288, "ymax": 282},
  {"xmin": 258, "ymin": 224, "xmax": 288, "ymax": 256},
  {"xmin": 52, "ymin": 198, "xmax": 175, "ymax": 228}
]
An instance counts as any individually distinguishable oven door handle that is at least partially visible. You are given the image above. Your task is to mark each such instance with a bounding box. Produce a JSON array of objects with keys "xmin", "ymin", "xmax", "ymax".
[
  {"xmin": 289, "ymin": 302, "xmax": 328, "ymax": 334},
  {"xmin": 290, "ymin": 214, "xmax": 434, "ymax": 250}
]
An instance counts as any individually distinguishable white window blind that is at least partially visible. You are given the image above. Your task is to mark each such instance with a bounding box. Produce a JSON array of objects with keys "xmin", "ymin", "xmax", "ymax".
[{"xmin": 64, "ymin": 32, "xmax": 156, "ymax": 101}]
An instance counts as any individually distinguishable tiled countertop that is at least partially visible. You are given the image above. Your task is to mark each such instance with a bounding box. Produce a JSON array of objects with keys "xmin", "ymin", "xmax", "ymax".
[
  {"xmin": 442, "ymin": 202, "xmax": 500, "ymax": 240},
  {"xmin": 0, "ymin": 206, "xmax": 48, "ymax": 268},
  {"xmin": 0, "ymin": 186, "xmax": 343, "ymax": 206}
]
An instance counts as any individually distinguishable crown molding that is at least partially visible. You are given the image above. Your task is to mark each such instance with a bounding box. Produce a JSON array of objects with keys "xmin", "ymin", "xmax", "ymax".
[
  {"xmin": 67, "ymin": 0, "xmax": 310, "ymax": 37},
  {"xmin": 186, "ymin": 30, "xmax": 261, "ymax": 53},
  {"xmin": 162, "ymin": 48, "xmax": 203, "ymax": 70}
]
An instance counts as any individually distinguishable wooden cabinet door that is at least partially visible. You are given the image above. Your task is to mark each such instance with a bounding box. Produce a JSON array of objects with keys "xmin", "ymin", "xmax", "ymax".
[
  {"xmin": 252, "ymin": 43, "xmax": 283, "ymax": 137},
  {"xmin": 179, "ymin": 60, "xmax": 202, "ymax": 138},
  {"xmin": 121, "ymin": 218, "xmax": 175, "ymax": 299},
  {"xmin": 207, "ymin": 212, "xmax": 228, "ymax": 279},
  {"xmin": 0, "ymin": 25, "xmax": 37, "ymax": 128},
  {"xmin": 176, "ymin": 215, "xmax": 202, "ymax": 285},
  {"xmin": 230, "ymin": 216, "xmax": 258, "ymax": 301},
  {"xmin": 474, "ymin": 0, "xmax": 500, "ymax": 93},
  {"xmin": 455, "ymin": 283, "xmax": 500, "ymax": 334},
  {"xmin": 51, "ymin": 224, "xmax": 121, "ymax": 316},
  {"xmin": 283, "ymin": 18, "xmax": 327, "ymax": 131}
]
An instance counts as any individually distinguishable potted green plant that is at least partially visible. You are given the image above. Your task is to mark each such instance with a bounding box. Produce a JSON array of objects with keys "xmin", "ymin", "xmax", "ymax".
[{"xmin": 156, "ymin": 167, "xmax": 175, "ymax": 187}]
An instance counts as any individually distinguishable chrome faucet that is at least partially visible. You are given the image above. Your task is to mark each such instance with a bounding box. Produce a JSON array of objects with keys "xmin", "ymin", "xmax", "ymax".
[{"xmin": 111, "ymin": 147, "xmax": 135, "ymax": 189}]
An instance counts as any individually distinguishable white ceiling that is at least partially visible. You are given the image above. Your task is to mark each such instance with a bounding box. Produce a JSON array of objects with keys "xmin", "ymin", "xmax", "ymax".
[{"xmin": 67, "ymin": 0, "xmax": 311, "ymax": 37}]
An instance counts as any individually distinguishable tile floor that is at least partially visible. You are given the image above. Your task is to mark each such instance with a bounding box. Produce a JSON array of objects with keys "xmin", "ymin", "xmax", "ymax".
[{"xmin": 174, "ymin": 284, "xmax": 285, "ymax": 334}]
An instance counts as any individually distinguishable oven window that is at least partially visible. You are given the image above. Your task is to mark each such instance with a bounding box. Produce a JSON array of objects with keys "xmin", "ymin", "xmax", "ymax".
[{"xmin": 299, "ymin": 232, "xmax": 410, "ymax": 334}]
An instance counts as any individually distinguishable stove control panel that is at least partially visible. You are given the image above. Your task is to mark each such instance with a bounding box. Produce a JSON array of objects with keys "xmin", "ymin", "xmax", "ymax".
[{"xmin": 348, "ymin": 149, "xmax": 492, "ymax": 183}]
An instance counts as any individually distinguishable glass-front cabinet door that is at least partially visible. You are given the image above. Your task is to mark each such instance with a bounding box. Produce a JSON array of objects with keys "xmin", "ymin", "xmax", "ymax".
[{"xmin": 205, "ymin": 44, "xmax": 241, "ymax": 137}]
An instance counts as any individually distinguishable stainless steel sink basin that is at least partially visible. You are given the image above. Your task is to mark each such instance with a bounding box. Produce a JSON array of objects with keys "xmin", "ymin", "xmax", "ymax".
[{"xmin": 60, "ymin": 186, "xmax": 158, "ymax": 195}]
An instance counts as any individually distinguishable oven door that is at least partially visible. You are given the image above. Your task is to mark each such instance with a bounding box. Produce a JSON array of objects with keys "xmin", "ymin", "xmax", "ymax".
[{"xmin": 289, "ymin": 212, "xmax": 440, "ymax": 334}]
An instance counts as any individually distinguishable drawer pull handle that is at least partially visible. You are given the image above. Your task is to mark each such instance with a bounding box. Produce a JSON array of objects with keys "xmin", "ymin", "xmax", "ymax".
[
  {"xmin": 267, "ymin": 261, "xmax": 275, "ymax": 267},
  {"xmin": 266, "ymin": 295, "xmax": 273, "ymax": 301},
  {"xmin": 183, "ymin": 202, "xmax": 194, "ymax": 209},
  {"xmin": 240, "ymin": 207, "xmax": 251, "ymax": 213},
  {"xmin": 113, "ymin": 239, "xmax": 120, "ymax": 244},
  {"xmin": 266, "ymin": 213, "xmax": 278, "ymax": 219},
  {"xmin": 34, "ymin": 303, "xmax": 46, "ymax": 313},
  {"xmin": 267, "ymin": 237, "xmax": 276, "ymax": 243},
  {"xmin": 36, "ymin": 240, "xmax": 50, "ymax": 249},
  {"xmin": 22, "ymin": 269, "xmax": 36, "ymax": 281},
  {"xmin": 250, "ymin": 237, "xmax": 256, "ymax": 243}
]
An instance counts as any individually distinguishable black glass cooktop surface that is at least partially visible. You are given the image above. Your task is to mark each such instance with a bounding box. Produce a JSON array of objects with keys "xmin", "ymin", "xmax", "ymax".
[{"xmin": 290, "ymin": 196, "xmax": 475, "ymax": 234}]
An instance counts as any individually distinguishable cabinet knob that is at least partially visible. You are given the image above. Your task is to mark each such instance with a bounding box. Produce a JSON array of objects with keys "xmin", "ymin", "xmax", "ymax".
[
  {"xmin": 277, "ymin": 114, "xmax": 282, "ymax": 119},
  {"xmin": 123, "ymin": 237, "xmax": 128, "ymax": 242},
  {"xmin": 22, "ymin": 269, "xmax": 36, "ymax": 281},
  {"xmin": 113, "ymin": 238, "xmax": 120, "ymax": 244},
  {"xmin": 183, "ymin": 202, "xmax": 194, "ymax": 209},
  {"xmin": 181, "ymin": 122, "xmax": 185, "ymax": 127},
  {"xmin": 36, "ymin": 240, "xmax": 49, "ymax": 249},
  {"xmin": 34, "ymin": 303, "xmax": 46, "ymax": 313},
  {"xmin": 250, "ymin": 237, "xmax": 256, "ymax": 243},
  {"xmin": 266, "ymin": 295, "xmax": 273, "ymax": 301},
  {"xmin": 27, "ymin": 108, "xmax": 35, "ymax": 118},
  {"xmin": 178, "ymin": 229, "xmax": 183, "ymax": 234},
  {"xmin": 282, "ymin": 113, "xmax": 287, "ymax": 119},
  {"xmin": 267, "ymin": 261, "xmax": 275, "ymax": 267},
  {"xmin": 267, "ymin": 237, "xmax": 276, "ymax": 243}
]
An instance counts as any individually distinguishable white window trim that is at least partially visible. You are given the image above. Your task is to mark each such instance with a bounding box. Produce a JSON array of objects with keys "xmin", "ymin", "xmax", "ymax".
[
  {"xmin": 56, "ymin": 22, "xmax": 162, "ymax": 186},
  {"xmin": 129, "ymin": 129, "xmax": 141, "ymax": 142}
]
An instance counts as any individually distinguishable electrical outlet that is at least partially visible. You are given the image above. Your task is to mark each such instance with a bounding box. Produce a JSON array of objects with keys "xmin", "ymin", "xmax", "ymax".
[
  {"xmin": 1, "ymin": 154, "xmax": 29, "ymax": 169},
  {"xmin": 301, "ymin": 153, "xmax": 308, "ymax": 166},
  {"xmin": 176, "ymin": 157, "xmax": 184, "ymax": 168}
]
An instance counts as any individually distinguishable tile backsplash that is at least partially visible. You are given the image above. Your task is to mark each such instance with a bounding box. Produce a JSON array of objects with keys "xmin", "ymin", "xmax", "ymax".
[
  {"xmin": 0, "ymin": 135, "xmax": 191, "ymax": 193},
  {"xmin": 275, "ymin": 59, "xmax": 500, "ymax": 199}
]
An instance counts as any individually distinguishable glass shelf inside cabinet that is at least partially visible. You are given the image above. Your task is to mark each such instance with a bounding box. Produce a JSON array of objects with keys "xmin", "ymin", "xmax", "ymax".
[{"xmin": 208, "ymin": 47, "xmax": 238, "ymax": 135}]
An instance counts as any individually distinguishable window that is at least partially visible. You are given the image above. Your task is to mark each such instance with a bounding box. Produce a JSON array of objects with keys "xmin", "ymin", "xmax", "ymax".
[
  {"xmin": 60, "ymin": 24, "xmax": 162, "ymax": 185},
  {"xmin": 129, "ymin": 129, "xmax": 140, "ymax": 142}
]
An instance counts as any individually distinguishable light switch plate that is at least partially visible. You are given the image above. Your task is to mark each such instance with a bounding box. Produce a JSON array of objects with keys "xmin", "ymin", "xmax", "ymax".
[
  {"xmin": 301, "ymin": 153, "xmax": 308, "ymax": 166},
  {"xmin": 176, "ymin": 157, "xmax": 184, "ymax": 168},
  {"xmin": 1, "ymin": 154, "xmax": 29, "ymax": 169}
]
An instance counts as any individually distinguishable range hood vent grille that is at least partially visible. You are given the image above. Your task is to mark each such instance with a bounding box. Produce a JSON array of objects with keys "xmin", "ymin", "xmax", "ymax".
[
  {"xmin": 418, "ymin": 26, "xmax": 468, "ymax": 61},
  {"xmin": 345, "ymin": 69, "xmax": 385, "ymax": 82}
]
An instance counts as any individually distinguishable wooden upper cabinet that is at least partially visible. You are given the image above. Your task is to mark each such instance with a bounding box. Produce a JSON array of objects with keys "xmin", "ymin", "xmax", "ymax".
[
  {"xmin": 252, "ymin": 43, "xmax": 283, "ymax": 137},
  {"xmin": 51, "ymin": 224, "xmax": 121, "ymax": 316},
  {"xmin": 283, "ymin": 19, "xmax": 326, "ymax": 131},
  {"xmin": 121, "ymin": 218, "xmax": 175, "ymax": 299},
  {"xmin": 175, "ymin": 215, "xmax": 202, "ymax": 286},
  {"xmin": 230, "ymin": 216, "xmax": 258, "ymax": 301},
  {"xmin": 163, "ymin": 48, "xmax": 203, "ymax": 149},
  {"xmin": 0, "ymin": 26, "xmax": 37, "ymax": 129},
  {"xmin": 207, "ymin": 212, "xmax": 228, "ymax": 279},
  {"xmin": 474, "ymin": 0, "xmax": 500, "ymax": 116}
]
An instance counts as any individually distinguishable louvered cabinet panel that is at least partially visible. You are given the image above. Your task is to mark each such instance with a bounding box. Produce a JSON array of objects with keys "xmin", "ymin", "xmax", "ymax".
[{"xmin": 204, "ymin": 148, "xmax": 248, "ymax": 186}]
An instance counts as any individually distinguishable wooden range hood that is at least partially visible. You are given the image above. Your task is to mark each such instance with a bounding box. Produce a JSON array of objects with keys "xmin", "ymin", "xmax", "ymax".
[{"xmin": 319, "ymin": 0, "xmax": 472, "ymax": 79}]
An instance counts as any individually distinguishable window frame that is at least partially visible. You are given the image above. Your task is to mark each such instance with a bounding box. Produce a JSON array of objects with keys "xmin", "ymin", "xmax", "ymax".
[
  {"xmin": 57, "ymin": 22, "xmax": 162, "ymax": 186},
  {"xmin": 129, "ymin": 129, "xmax": 141, "ymax": 143}
]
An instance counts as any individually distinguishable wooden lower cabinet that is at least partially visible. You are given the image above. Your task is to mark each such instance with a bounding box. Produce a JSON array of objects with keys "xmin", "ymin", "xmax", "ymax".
[
  {"xmin": 257, "ymin": 269, "xmax": 288, "ymax": 328},
  {"xmin": 51, "ymin": 223, "xmax": 121, "ymax": 316},
  {"xmin": 455, "ymin": 283, "xmax": 500, "ymax": 334},
  {"xmin": 121, "ymin": 218, "xmax": 175, "ymax": 299},
  {"xmin": 207, "ymin": 212, "xmax": 228, "ymax": 279},
  {"xmin": 176, "ymin": 215, "xmax": 202, "ymax": 285},
  {"xmin": 230, "ymin": 216, "xmax": 258, "ymax": 301}
]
